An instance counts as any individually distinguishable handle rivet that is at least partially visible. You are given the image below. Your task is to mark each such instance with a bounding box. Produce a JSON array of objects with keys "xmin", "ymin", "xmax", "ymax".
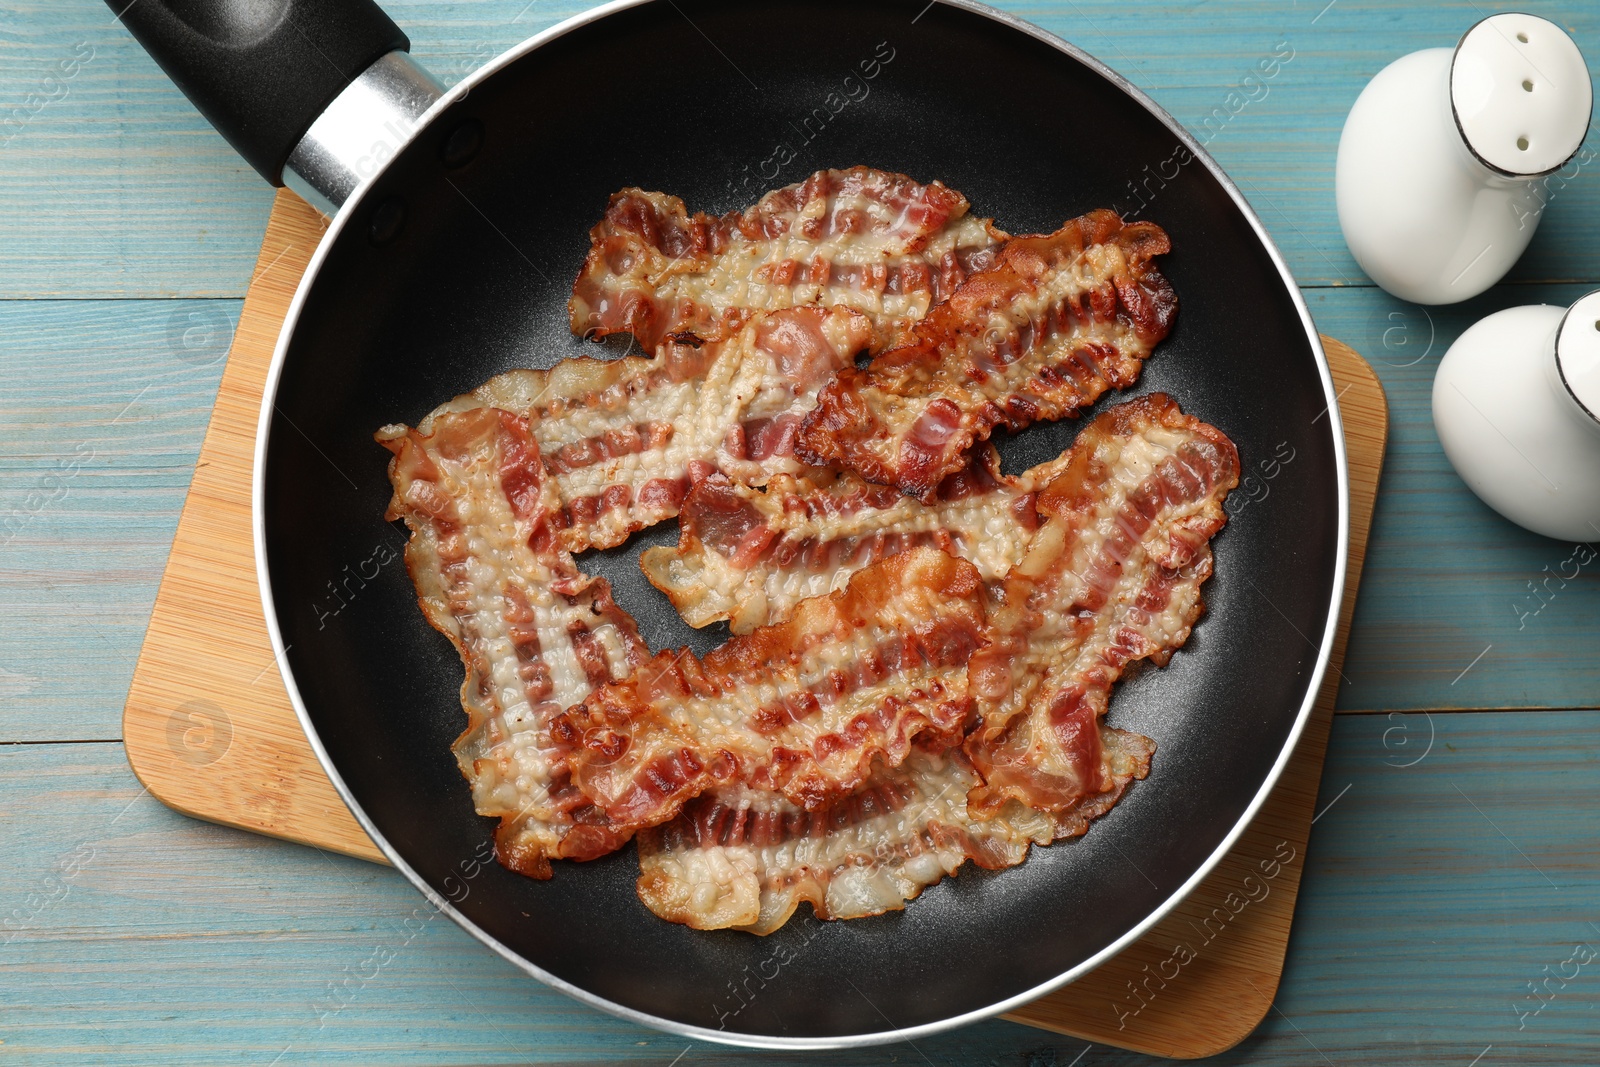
[
  {"xmin": 441, "ymin": 118, "xmax": 484, "ymax": 170},
  {"xmin": 369, "ymin": 195, "xmax": 407, "ymax": 247}
]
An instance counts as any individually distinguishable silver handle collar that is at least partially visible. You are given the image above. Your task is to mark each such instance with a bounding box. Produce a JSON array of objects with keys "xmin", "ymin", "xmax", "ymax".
[{"xmin": 283, "ymin": 50, "xmax": 443, "ymax": 216}]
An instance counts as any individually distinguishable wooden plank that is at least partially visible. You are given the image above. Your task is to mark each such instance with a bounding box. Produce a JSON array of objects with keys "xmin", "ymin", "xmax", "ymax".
[
  {"xmin": 3, "ymin": 1, "xmax": 1596, "ymax": 298},
  {"xmin": 1306, "ymin": 287, "xmax": 1600, "ymax": 712},
  {"xmin": 0, "ymin": 298, "xmax": 233, "ymax": 743},
  {"xmin": 1283, "ymin": 706, "xmax": 1600, "ymax": 1065},
  {"xmin": 6, "ymin": 712, "xmax": 1598, "ymax": 1065},
  {"xmin": 0, "ymin": 299, "xmax": 231, "ymax": 466}
]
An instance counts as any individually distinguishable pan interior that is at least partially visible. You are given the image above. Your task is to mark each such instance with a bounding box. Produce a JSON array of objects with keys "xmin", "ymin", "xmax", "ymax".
[{"xmin": 261, "ymin": 0, "xmax": 1340, "ymax": 1042}]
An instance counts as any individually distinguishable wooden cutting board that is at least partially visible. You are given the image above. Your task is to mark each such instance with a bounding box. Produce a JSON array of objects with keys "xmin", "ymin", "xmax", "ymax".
[{"xmin": 123, "ymin": 190, "xmax": 1387, "ymax": 1059}]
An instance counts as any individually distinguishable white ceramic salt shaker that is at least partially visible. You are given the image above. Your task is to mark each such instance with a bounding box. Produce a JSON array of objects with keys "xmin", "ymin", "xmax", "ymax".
[
  {"xmin": 1336, "ymin": 13, "xmax": 1591, "ymax": 304},
  {"xmin": 1433, "ymin": 289, "xmax": 1600, "ymax": 541}
]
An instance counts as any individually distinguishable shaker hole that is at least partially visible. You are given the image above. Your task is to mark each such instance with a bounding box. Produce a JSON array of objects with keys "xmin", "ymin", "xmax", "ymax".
[
  {"xmin": 1517, "ymin": 31, "xmax": 1529, "ymax": 43},
  {"xmin": 1517, "ymin": 136, "xmax": 1530, "ymax": 151},
  {"xmin": 1593, "ymin": 319, "xmax": 1599, "ymax": 332},
  {"xmin": 1523, "ymin": 79, "xmax": 1535, "ymax": 92}
]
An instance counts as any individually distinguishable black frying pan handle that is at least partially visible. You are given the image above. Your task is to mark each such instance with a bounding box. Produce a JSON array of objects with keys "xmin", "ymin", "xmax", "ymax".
[{"xmin": 106, "ymin": 0, "xmax": 409, "ymax": 186}]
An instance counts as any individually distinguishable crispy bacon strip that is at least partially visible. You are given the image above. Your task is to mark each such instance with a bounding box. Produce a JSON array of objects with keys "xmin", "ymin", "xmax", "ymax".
[
  {"xmin": 970, "ymin": 660, "xmax": 1166, "ymax": 822},
  {"xmin": 634, "ymin": 729, "xmax": 1154, "ymax": 934},
  {"xmin": 966, "ymin": 394, "xmax": 1238, "ymax": 816},
  {"xmin": 552, "ymin": 548, "xmax": 986, "ymax": 833},
  {"xmin": 569, "ymin": 167, "xmax": 1004, "ymax": 352},
  {"xmin": 376, "ymin": 407, "xmax": 650, "ymax": 877},
  {"xmin": 796, "ymin": 209, "xmax": 1177, "ymax": 499},
  {"xmin": 639, "ymin": 446, "xmax": 1073, "ymax": 633},
  {"xmin": 634, "ymin": 751, "xmax": 1046, "ymax": 933},
  {"xmin": 424, "ymin": 306, "xmax": 875, "ymax": 552}
]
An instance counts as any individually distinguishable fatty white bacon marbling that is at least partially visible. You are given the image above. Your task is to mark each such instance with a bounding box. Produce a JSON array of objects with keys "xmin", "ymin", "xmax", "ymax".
[
  {"xmin": 797, "ymin": 210, "xmax": 1177, "ymax": 500},
  {"xmin": 623, "ymin": 394, "xmax": 1237, "ymax": 932},
  {"xmin": 421, "ymin": 306, "xmax": 875, "ymax": 552},
  {"xmin": 569, "ymin": 167, "xmax": 1003, "ymax": 352},
  {"xmin": 966, "ymin": 394, "xmax": 1238, "ymax": 816},
  {"xmin": 635, "ymin": 751, "xmax": 1041, "ymax": 933},
  {"xmin": 639, "ymin": 446, "xmax": 1072, "ymax": 634},
  {"xmin": 377, "ymin": 406, "xmax": 649, "ymax": 877},
  {"xmin": 552, "ymin": 548, "xmax": 985, "ymax": 837},
  {"xmin": 634, "ymin": 728, "xmax": 1154, "ymax": 933}
]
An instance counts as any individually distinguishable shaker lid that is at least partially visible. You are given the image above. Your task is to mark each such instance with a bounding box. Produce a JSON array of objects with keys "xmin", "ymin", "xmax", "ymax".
[
  {"xmin": 1557, "ymin": 290, "xmax": 1600, "ymax": 425},
  {"xmin": 1451, "ymin": 13, "xmax": 1591, "ymax": 176}
]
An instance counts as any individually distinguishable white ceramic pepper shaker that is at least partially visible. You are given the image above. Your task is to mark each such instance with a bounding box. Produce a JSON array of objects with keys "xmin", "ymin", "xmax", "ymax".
[
  {"xmin": 1433, "ymin": 289, "xmax": 1600, "ymax": 541},
  {"xmin": 1336, "ymin": 13, "xmax": 1591, "ymax": 304}
]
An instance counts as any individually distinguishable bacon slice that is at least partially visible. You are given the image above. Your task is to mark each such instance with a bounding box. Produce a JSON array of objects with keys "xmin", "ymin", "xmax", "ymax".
[
  {"xmin": 639, "ymin": 446, "xmax": 1073, "ymax": 633},
  {"xmin": 966, "ymin": 394, "xmax": 1238, "ymax": 816},
  {"xmin": 969, "ymin": 672, "xmax": 1166, "ymax": 823},
  {"xmin": 426, "ymin": 306, "xmax": 875, "ymax": 552},
  {"xmin": 552, "ymin": 547, "xmax": 986, "ymax": 833},
  {"xmin": 569, "ymin": 167, "xmax": 1004, "ymax": 351},
  {"xmin": 634, "ymin": 751, "xmax": 1048, "ymax": 933},
  {"xmin": 796, "ymin": 210, "xmax": 1177, "ymax": 499},
  {"xmin": 634, "ymin": 727, "xmax": 1154, "ymax": 934},
  {"xmin": 376, "ymin": 407, "xmax": 650, "ymax": 877}
]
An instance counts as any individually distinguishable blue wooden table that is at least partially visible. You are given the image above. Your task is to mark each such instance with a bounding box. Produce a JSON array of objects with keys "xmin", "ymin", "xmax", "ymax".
[{"xmin": 3, "ymin": 1, "xmax": 1598, "ymax": 1063}]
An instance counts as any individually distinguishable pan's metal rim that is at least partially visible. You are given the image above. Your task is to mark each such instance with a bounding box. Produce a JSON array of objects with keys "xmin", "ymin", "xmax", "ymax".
[{"xmin": 252, "ymin": 0, "xmax": 1350, "ymax": 1050}]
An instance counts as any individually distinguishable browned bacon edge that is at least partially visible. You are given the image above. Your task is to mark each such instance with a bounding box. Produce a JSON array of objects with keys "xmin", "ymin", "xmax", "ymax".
[
  {"xmin": 967, "ymin": 393, "xmax": 1239, "ymax": 817},
  {"xmin": 422, "ymin": 306, "xmax": 874, "ymax": 554},
  {"xmin": 568, "ymin": 166, "xmax": 1003, "ymax": 351},
  {"xmin": 549, "ymin": 547, "xmax": 987, "ymax": 838},
  {"xmin": 638, "ymin": 446, "xmax": 1067, "ymax": 634},
  {"xmin": 634, "ymin": 725, "xmax": 1155, "ymax": 933},
  {"xmin": 633, "ymin": 752, "xmax": 1028, "ymax": 933},
  {"xmin": 377, "ymin": 406, "xmax": 650, "ymax": 877},
  {"xmin": 795, "ymin": 208, "xmax": 1177, "ymax": 500}
]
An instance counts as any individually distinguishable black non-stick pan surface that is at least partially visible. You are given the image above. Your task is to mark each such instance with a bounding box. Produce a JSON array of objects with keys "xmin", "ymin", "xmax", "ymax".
[{"xmin": 250, "ymin": 0, "xmax": 1346, "ymax": 1046}]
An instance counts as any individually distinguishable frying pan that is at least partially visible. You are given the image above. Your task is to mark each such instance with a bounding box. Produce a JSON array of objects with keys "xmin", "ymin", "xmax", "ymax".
[{"xmin": 111, "ymin": 0, "xmax": 1349, "ymax": 1048}]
